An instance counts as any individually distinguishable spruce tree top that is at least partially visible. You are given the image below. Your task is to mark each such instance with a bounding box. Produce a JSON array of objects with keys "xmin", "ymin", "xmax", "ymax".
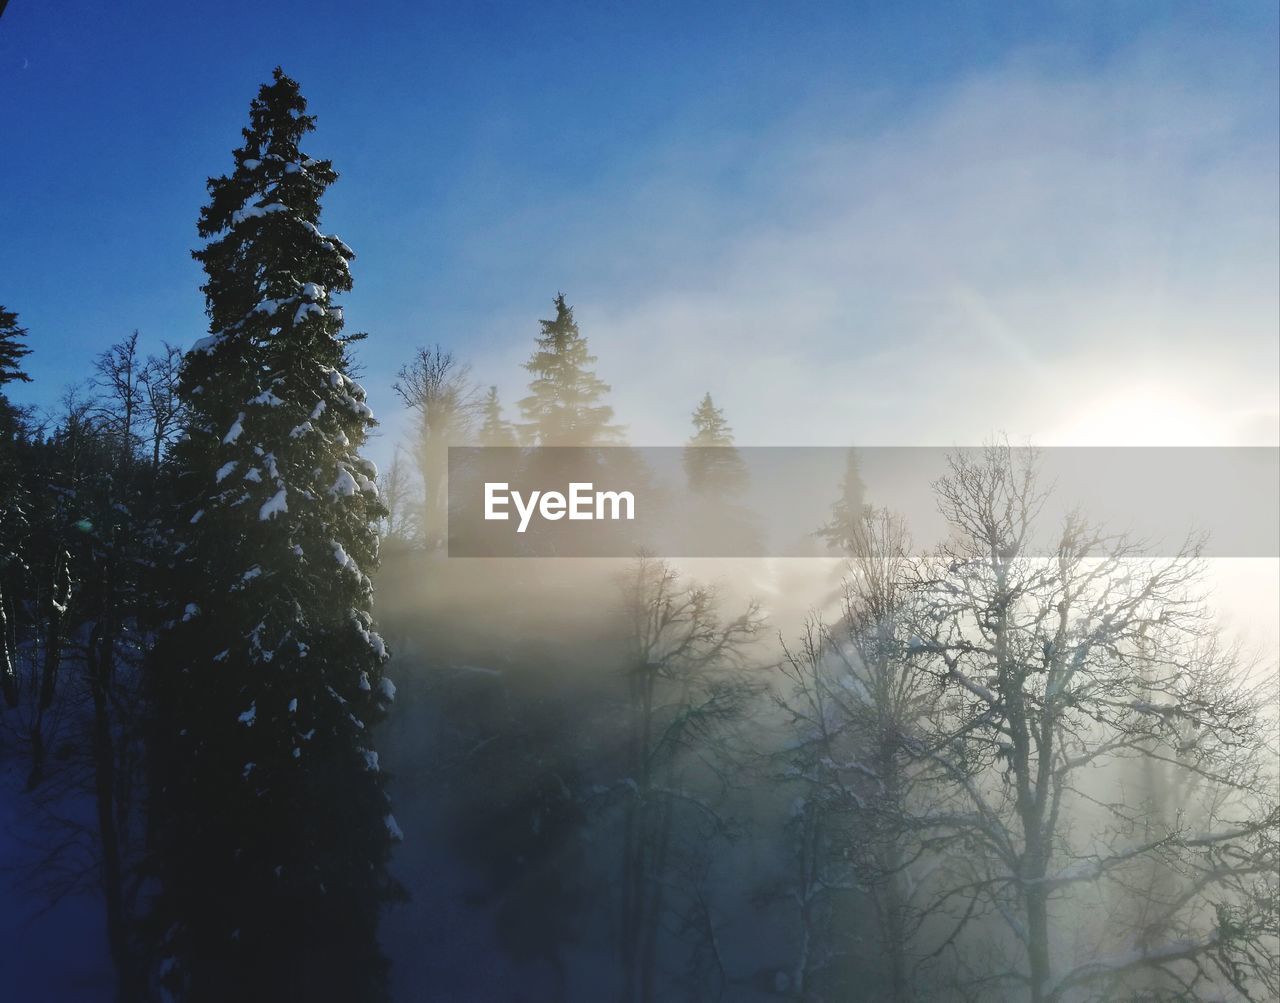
[
  {"xmin": 0, "ymin": 306, "xmax": 32, "ymax": 388},
  {"xmin": 176, "ymin": 67, "xmax": 376, "ymax": 521},
  {"xmin": 190, "ymin": 68, "xmax": 352, "ymax": 367},
  {"xmin": 688, "ymin": 392, "xmax": 733, "ymax": 447},
  {"xmin": 817, "ymin": 449, "xmax": 869, "ymax": 553},
  {"xmin": 519, "ymin": 294, "xmax": 620, "ymax": 446},
  {"xmin": 684, "ymin": 392, "xmax": 747, "ymax": 497}
]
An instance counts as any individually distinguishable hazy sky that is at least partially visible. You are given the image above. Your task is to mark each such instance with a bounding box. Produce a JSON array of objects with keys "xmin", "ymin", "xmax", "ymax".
[{"xmin": 2, "ymin": 1, "xmax": 1277, "ymax": 461}]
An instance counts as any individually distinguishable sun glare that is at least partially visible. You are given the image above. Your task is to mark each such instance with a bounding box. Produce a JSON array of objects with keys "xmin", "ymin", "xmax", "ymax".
[{"xmin": 1050, "ymin": 383, "xmax": 1224, "ymax": 446}]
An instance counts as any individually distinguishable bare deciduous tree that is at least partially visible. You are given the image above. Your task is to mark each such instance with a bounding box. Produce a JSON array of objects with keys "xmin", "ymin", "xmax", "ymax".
[
  {"xmin": 613, "ymin": 555, "xmax": 764, "ymax": 1003},
  {"xmin": 394, "ymin": 345, "xmax": 480, "ymax": 549},
  {"xmin": 904, "ymin": 444, "xmax": 1278, "ymax": 1002},
  {"xmin": 90, "ymin": 331, "xmax": 144, "ymax": 464},
  {"xmin": 776, "ymin": 509, "xmax": 959, "ymax": 1001},
  {"xmin": 2, "ymin": 383, "xmax": 151, "ymax": 998},
  {"xmin": 378, "ymin": 445, "xmax": 420, "ymax": 548},
  {"xmin": 140, "ymin": 341, "xmax": 186, "ymax": 467}
]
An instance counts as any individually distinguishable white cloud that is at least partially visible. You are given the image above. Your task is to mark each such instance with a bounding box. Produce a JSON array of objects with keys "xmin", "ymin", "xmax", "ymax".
[{"xmin": 445, "ymin": 51, "xmax": 1276, "ymax": 448}]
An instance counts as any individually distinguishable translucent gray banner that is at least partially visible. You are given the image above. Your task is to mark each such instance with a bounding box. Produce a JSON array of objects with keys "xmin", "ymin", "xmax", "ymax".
[{"xmin": 446, "ymin": 446, "xmax": 1279, "ymax": 558}]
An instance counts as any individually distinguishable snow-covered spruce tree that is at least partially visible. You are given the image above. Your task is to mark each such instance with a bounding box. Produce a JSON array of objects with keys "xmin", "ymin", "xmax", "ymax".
[{"xmin": 149, "ymin": 69, "xmax": 399, "ymax": 1001}]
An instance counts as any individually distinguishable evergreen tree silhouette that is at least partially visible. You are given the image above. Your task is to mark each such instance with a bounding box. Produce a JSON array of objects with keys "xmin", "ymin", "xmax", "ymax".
[
  {"xmin": 478, "ymin": 385, "xmax": 517, "ymax": 447},
  {"xmin": 683, "ymin": 392, "xmax": 747, "ymax": 498},
  {"xmin": 817, "ymin": 448, "xmax": 870, "ymax": 553},
  {"xmin": 518, "ymin": 294, "xmax": 620, "ymax": 446},
  {"xmin": 0, "ymin": 306, "xmax": 32, "ymax": 389},
  {"xmin": 0, "ymin": 305, "xmax": 32, "ymax": 435}
]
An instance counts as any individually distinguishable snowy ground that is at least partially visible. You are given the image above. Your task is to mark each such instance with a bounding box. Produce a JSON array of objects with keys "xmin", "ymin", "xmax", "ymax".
[{"xmin": 0, "ymin": 757, "xmax": 114, "ymax": 999}]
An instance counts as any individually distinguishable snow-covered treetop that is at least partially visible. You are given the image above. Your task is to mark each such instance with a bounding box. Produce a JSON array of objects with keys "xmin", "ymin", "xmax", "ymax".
[
  {"xmin": 171, "ymin": 67, "xmax": 386, "ymax": 646},
  {"xmin": 189, "ymin": 68, "xmax": 354, "ymax": 359}
]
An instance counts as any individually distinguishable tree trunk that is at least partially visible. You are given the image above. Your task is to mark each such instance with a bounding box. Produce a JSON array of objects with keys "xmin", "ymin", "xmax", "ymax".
[
  {"xmin": 882, "ymin": 861, "xmax": 910, "ymax": 1001},
  {"xmin": 89, "ymin": 621, "xmax": 141, "ymax": 1001},
  {"xmin": 619, "ymin": 665, "xmax": 650, "ymax": 1003},
  {"xmin": 28, "ymin": 550, "xmax": 71, "ymax": 789},
  {"xmin": 1026, "ymin": 883, "xmax": 1051, "ymax": 1003},
  {"xmin": 878, "ymin": 739, "xmax": 911, "ymax": 1003},
  {"xmin": 638, "ymin": 791, "xmax": 673, "ymax": 1003}
]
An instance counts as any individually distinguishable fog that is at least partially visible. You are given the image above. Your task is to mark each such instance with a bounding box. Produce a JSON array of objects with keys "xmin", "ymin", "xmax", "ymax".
[
  {"xmin": 1, "ymin": 9, "xmax": 1275, "ymax": 1000},
  {"xmin": 367, "ymin": 434, "xmax": 1278, "ymax": 1000}
]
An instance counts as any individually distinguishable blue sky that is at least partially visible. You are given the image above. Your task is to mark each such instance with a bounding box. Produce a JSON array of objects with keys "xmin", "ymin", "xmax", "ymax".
[{"xmin": 1, "ymin": 1, "xmax": 1277, "ymax": 461}]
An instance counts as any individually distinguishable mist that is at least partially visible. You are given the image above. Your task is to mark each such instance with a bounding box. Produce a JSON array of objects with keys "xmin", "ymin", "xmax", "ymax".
[{"xmin": 1, "ymin": 4, "xmax": 1277, "ymax": 1001}]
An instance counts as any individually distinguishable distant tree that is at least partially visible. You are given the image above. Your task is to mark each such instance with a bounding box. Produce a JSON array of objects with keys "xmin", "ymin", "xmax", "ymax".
[
  {"xmin": 0, "ymin": 305, "xmax": 32, "ymax": 389},
  {"xmin": 91, "ymin": 331, "xmax": 145, "ymax": 463},
  {"xmin": 0, "ymin": 304, "xmax": 32, "ymax": 435},
  {"xmin": 613, "ymin": 556, "xmax": 763, "ymax": 1002},
  {"xmin": 140, "ymin": 341, "xmax": 186, "ymax": 467},
  {"xmin": 683, "ymin": 392, "xmax": 747, "ymax": 498},
  {"xmin": 378, "ymin": 446, "xmax": 420, "ymax": 548},
  {"xmin": 148, "ymin": 69, "xmax": 399, "ymax": 1001},
  {"xmin": 686, "ymin": 393, "xmax": 731, "ymax": 446},
  {"xmin": 394, "ymin": 344, "xmax": 479, "ymax": 548},
  {"xmin": 478, "ymin": 385, "xmax": 517, "ymax": 447},
  {"xmin": 678, "ymin": 394, "xmax": 759, "ymax": 555},
  {"xmin": 816, "ymin": 448, "xmax": 869, "ymax": 553},
  {"xmin": 518, "ymin": 294, "xmax": 621, "ymax": 446}
]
